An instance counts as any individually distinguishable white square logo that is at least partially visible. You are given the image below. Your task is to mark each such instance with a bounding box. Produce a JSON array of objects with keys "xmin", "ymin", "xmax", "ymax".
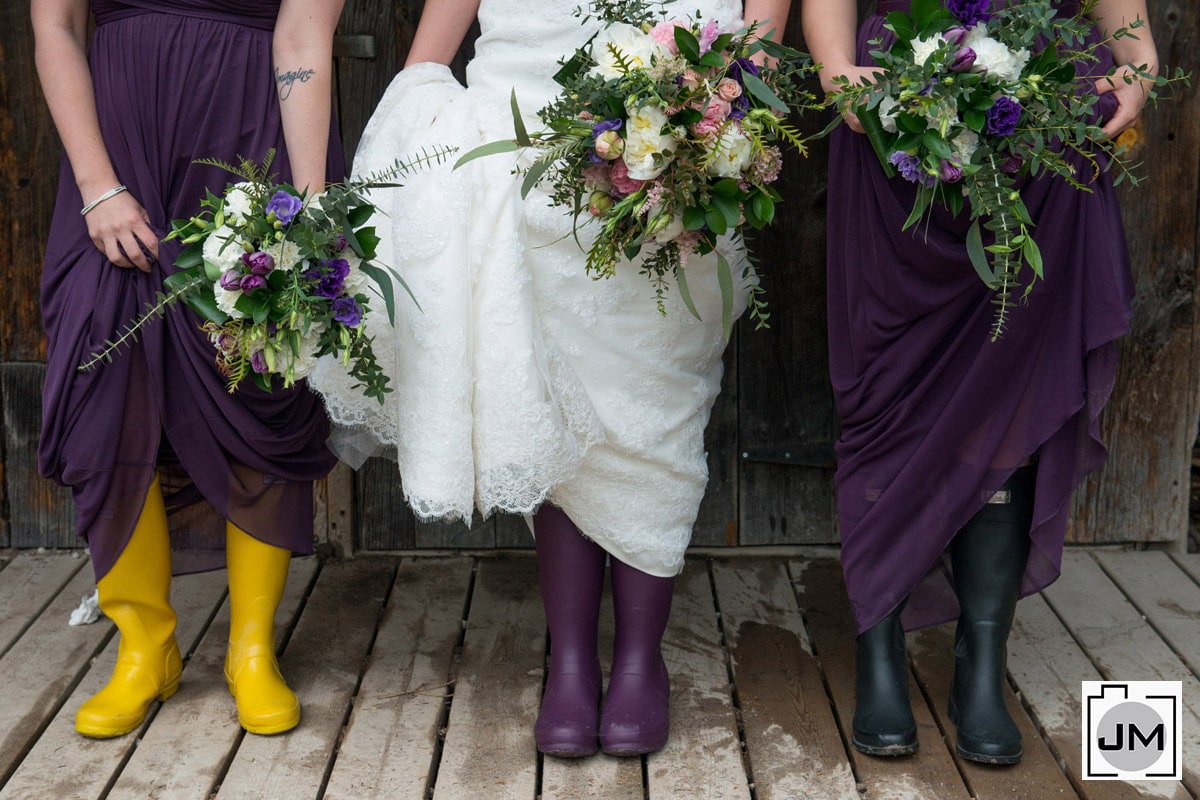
[{"xmin": 1082, "ymin": 681, "xmax": 1183, "ymax": 780}]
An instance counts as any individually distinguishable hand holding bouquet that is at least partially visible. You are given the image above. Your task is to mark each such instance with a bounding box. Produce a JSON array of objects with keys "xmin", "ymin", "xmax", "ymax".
[
  {"xmin": 832, "ymin": 0, "xmax": 1187, "ymax": 339},
  {"xmin": 458, "ymin": 0, "xmax": 819, "ymax": 337},
  {"xmin": 80, "ymin": 148, "xmax": 455, "ymax": 402}
]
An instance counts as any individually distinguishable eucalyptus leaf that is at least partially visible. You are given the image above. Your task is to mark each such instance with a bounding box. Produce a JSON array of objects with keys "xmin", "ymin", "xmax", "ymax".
[
  {"xmin": 966, "ymin": 220, "xmax": 996, "ymax": 286},
  {"xmin": 454, "ymin": 139, "xmax": 522, "ymax": 170},
  {"xmin": 674, "ymin": 261, "xmax": 703, "ymax": 322}
]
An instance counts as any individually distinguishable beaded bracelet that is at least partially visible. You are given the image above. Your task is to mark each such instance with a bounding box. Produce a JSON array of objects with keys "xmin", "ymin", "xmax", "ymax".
[{"xmin": 80, "ymin": 184, "xmax": 128, "ymax": 216}]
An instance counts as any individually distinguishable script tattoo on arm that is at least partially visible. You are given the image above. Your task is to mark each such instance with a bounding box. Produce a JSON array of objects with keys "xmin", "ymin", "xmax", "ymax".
[{"xmin": 275, "ymin": 66, "xmax": 317, "ymax": 101}]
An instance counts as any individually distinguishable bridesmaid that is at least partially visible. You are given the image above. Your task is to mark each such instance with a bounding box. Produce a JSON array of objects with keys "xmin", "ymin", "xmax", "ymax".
[
  {"xmin": 802, "ymin": 0, "xmax": 1158, "ymax": 763},
  {"xmin": 33, "ymin": 0, "xmax": 345, "ymax": 737}
]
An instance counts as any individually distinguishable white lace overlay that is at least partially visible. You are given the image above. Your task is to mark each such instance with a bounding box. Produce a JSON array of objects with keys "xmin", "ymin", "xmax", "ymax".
[{"xmin": 311, "ymin": 0, "xmax": 748, "ymax": 576}]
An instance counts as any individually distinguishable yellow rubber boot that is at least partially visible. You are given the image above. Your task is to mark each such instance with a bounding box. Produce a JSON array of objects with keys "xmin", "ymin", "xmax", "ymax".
[
  {"xmin": 76, "ymin": 476, "xmax": 182, "ymax": 738},
  {"xmin": 224, "ymin": 523, "xmax": 299, "ymax": 735}
]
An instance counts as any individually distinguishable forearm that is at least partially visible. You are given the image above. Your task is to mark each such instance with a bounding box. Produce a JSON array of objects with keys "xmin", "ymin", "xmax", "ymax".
[
  {"xmin": 404, "ymin": 0, "xmax": 481, "ymax": 66},
  {"xmin": 801, "ymin": 0, "xmax": 860, "ymax": 92},
  {"xmin": 743, "ymin": 0, "xmax": 790, "ymax": 41},
  {"xmin": 1089, "ymin": 0, "xmax": 1159, "ymax": 71},
  {"xmin": 32, "ymin": 3, "xmax": 121, "ymax": 203},
  {"xmin": 274, "ymin": 0, "xmax": 345, "ymax": 191}
]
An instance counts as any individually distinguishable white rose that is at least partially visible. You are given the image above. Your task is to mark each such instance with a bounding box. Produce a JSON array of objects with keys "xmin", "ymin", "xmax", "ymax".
[
  {"xmin": 623, "ymin": 104, "xmax": 677, "ymax": 180},
  {"xmin": 590, "ymin": 23, "xmax": 670, "ymax": 79},
  {"xmin": 952, "ymin": 128, "xmax": 980, "ymax": 164},
  {"xmin": 911, "ymin": 33, "xmax": 945, "ymax": 67},
  {"xmin": 877, "ymin": 95, "xmax": 900, "ymax": 133},
  {"xmin": 707, "ymin": 128, "xmax": 754, "ymax": 179},
  {"xmin": 223, "ymin": 183, "xmax": 255, "ymax": 224},
  {"xmin": 213, "ymin": 285, "xmax": 247, "ymax": 319},
  {"xmin": 202, "ymin": 225, "xmax": 244, "ymax": 274},
  {"xmin": 964, "ymin": 24, "xmax": 1029, "ymax": 84}
]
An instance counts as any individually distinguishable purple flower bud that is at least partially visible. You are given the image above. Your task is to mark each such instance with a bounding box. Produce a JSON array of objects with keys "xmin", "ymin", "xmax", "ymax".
[
  {"xmin": 239, "ymin": 273, "xmax": 266, "ymax": 294},
  {"xmin": 949, "ymin": 47, "xmax": 976, "ymax": 73},
  {"xmin": 241, "ymin": 250, "xmax": 276, "ymax": 275},
  {"xmin": 944, "ymin": 26, "xmax": 969, "ymax": 48},
  {"xmin": 265, "ymin": 190, "xmax": 303, "ymax": 226},
  {"xmin": 1000, "ymin": 153, "xmax": 1024, "ymax": 174},
  {"xmin": 219, "ymin": 269, "xmax": 243, "ymax": 291},
  {"xmin": 939, "ymin": 158, "xmax": 964, "ymax": 183},
  {"xmin": 250, "ymin": 349, "xmax": 269, "ymax": 374},
  {"xmin": 985, "ymin": 96, "xmax": 1022, "ymax": 136},
  {"xmin": 332, "ymin": 296, "xmax": 363, "ymax": 327},
  {"xmin": 335, "ymin": 233, "xmax": 348, "ymax": 251}
]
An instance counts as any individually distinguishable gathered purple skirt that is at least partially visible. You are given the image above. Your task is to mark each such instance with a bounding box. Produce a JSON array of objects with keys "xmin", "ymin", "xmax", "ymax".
[
  {"xmin": 828, "ymin": 2, "xmax": 1132, "ymax": 633},
  {"xmin": 38, "ymin": 1, "xmax": 343, "ymax": 579}
]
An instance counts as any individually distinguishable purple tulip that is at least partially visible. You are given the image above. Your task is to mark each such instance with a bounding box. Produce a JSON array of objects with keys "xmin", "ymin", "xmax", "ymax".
[
  {"xmin": 889, "ymin": 151, "xmax": 936, "ymax": 187},
  {"xmin": 946, "ymin": 0, "xmax": 992, "ymax": 27},
  {"xmin": 985, "ymin": 96, "xmax": 1022, "ymax": 136},
  {"xmin": 239, "ymin": 273, "xmax": 266, "ymax": 293},
  {"xmin": 219, "ymin": 269, "xmax": 243, "ymax": 291},
  {"xmin": 939, "ymin": 158, "xmax": 964, "ymax": 183},
  {"xmin": 250, "ymin": 350, "xmax": 269, "ymax": 374},
  {"xmin": 332, "ymin": 296, "xmax": 363, "ymax": 327},
  {"xmin": 241, "ymin": 250, "xmax": 276, "ymax": 276},
  {"xmin": 949, "ymin": 47, "xmax": 976, "ymax": 72},
  {"xmin": 265, "ymin": 190, "xmax": 303, "ymax": 225}
]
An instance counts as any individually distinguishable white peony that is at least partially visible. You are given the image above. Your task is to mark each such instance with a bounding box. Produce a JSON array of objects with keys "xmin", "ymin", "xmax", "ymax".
[
  {"xmin": 877, "ymin": 95, "xmax": 900, "ymax": 133},
  {"xmin": 213, "ymin": 285, "xmax": 247, "ymax": 319},
  {"xmin": 223, "ymin": 183, "xmax": 255, "ymax": 224},
  {"xmin": 911, "ymin": 33, "xmax": 945, "ymax": 67},
  {"xmin": 707, "ymin": 128, "xmax": 754, "ymax": 179},
  {"xmin": 964, "ymin": 24, "xmax": 1029, "ymax": 84},
  {"xmin": 591, "ymin": 23, "xmax": 670, "ymax": 79},
  {"xmin": 623, "ymin": 104, "xmax": 677, "ymax": 180},
  {"xmin": 951, "ymin": 128, "xmax": 980, "ymax": 164},
  {"xmin": 202, "ymin": 225, "xmax": 244, "ymax": 274}
]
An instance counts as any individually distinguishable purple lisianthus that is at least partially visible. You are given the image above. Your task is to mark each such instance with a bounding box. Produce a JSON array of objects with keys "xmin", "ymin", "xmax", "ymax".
[
  {"xmin": 332, "ymin": 296, "xmax": 363, "ymax": 327},
  {"xmin": 985, "ymin": 96, "xmax": 1022, "ymax": 136},
  {"xmin": 729, "ymin": 94, "xmax": 750, "ymax": 120},
  {"xmin": 946, "ymin": 0, "xmax": 992, "ymax": 27},
  {"xmin": 250, "ymin": 350, "xmax": 269, "ymax": 374},
  {"xmin": 265, "ymin": 190, "xmax": 303, "ymax": 225},
  {"xmin": 939, "ymin": 158, "xmax": 964, "ymax": 183},
  {"xmin": 949, "ymin": 47, "xmax": 976, "ymax": 72},
  {"xmin": 335, "ymin": 233, "xmax": 349, "ymax": 252},
  {"xmin": 889, "ymin": 151, "xmax": 935, "ymax": 187},
  {"xmin": 591, "ymin": 119, "xmax": 623, "ymax": 138},
  {"xmin": 241, "ymin": 250, "xmax": 276, "ymax": 275},
  {"xmin": 239, "ymin": 273, "xmax": 266, "ymax": 293},
  {"xmin": 219, "ymin": 269, "xmax": 243, "ymax": 291},
  {"xmin": 729, "ymin": 57, "xmax": 759, "ymax": 85}
]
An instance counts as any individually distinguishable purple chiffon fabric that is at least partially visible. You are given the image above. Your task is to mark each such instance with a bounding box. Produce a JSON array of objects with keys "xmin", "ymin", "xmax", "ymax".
[
  {"xmin": 829, "ymin": 0, "xmax": 1132, "ymax": 633},
  {"xmin": 39, "ymin": 0, "xmax": 344, "ymax": 580}
]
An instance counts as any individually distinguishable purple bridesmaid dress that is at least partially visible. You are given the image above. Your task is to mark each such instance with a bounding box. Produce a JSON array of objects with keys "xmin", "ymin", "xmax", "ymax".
[
  {"xmin": 38, "ymin": 0, "xmax": 344, "ymax": 578},
  {"xmin": 827, "ymin": 0, "xmax": 1133, "ymax": 633}
]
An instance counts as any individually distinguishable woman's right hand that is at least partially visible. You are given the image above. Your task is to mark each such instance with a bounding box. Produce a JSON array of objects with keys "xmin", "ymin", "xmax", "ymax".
[
  {"xmin": 83, "ymin": 190, "xmax": 159, "ymax": 272},
  {"xmin": 823, "ymin": 65, "xmax": 887, "ymax": 134}
]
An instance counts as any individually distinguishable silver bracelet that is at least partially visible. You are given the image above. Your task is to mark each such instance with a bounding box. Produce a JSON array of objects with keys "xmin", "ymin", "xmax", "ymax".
[{"xmin": 80, "ymin": 184, "xmax": 128, "ymax": 216}]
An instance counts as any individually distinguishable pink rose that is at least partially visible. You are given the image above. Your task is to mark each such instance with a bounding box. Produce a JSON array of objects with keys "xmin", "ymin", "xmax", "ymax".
[
  {"xmin": 691, "ymin": 118, "xmax": 723, "ymax": 137},
  {"xmin": 649, "ymin": 20, "xmax": 687, "ymax": 54},
  {"xmin": 716, "ymin": 78, "xmax": 742, "ymax": 102},
  {"xmin": 610, "ymin": 159, "xmax": 645, "ymax": 196},
  {"xmin": 679, "ymin": 69, "xmax": 703, "ymax": 90}
]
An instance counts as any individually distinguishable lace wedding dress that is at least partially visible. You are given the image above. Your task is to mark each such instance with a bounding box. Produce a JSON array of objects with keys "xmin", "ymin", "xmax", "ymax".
[{"xmin": 311, "ymin": 0, "xmax": 748, "ymax": 576}]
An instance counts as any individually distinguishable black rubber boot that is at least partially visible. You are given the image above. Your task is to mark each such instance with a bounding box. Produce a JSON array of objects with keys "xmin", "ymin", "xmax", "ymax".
[
  {"xmin": 852, "ymin": 599, "xmax": 918, "ymax": 756},
  {"xmin": 948, "ymin": 464, "xmax": 1036, "ymax": 765}
]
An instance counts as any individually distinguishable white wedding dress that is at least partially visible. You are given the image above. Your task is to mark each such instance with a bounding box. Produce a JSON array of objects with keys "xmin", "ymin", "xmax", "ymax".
[{"xmin": 311, "ymin": 0, "xmax": 748, "ymax": 576}]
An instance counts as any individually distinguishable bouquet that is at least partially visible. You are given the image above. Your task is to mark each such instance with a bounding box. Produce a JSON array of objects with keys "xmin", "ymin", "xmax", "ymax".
[
  {"xmin": 833, "ymin": 0, "xmax": 1186, "ymax": 339},
  {"xmin": 80, "ymin": 148, "xmax": 455, "ymax": 402},
  {"xmin": 458, "ymin": 0, "xmax": 819, "ymax": 337}
]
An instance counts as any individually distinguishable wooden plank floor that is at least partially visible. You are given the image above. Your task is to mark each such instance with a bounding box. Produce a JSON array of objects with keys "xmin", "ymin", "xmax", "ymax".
[{"xmin": 0, "ymin": 548, "xmax": 1195, "ymax": 800}]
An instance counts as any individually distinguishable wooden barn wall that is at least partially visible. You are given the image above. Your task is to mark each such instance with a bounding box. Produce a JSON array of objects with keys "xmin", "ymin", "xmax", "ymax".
[{"xmin": 1, "ymin": 1, "xmax": 1196, "ymax": 553}]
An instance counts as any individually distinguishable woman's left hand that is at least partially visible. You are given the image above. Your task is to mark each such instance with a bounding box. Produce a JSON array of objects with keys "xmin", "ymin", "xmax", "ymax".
[{"xmin": 1094, "ymin": 64, "xmax": 1154, "ymax": 139}]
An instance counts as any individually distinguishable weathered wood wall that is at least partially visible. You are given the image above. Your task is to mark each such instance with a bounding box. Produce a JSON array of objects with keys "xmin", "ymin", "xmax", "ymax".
[{"xmin": 2, "ymin": 1, "xmax": 1197, "ymax": 553}]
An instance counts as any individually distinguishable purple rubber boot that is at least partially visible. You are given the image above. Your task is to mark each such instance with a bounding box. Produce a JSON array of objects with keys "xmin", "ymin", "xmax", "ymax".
[
  {"xmin": 599, "ymin": 557, "xmax": 674, "ymax": 756},
  {"xmin": 533, "ymin": 505, "xmax": 606, "ymax": 757}
]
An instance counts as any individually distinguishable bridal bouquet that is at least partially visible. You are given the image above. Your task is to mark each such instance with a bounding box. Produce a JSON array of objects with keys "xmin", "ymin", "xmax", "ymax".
[
  {"xmin": 458, "ymin": 0, "xmax": 818, "ymax": 336},
  {"xmin": 80, "ymin": 149, "xmax": 454, "ymax": 401},
  {"xmin": 833, "ymin": 0, "xmax": 1185, "ymax": 339}
]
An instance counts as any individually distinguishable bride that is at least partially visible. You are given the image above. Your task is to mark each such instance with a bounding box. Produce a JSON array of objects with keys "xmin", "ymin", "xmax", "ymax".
[{"xmin": 311, "ymin": 0, "xmax": 790, "ymax": 757}]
